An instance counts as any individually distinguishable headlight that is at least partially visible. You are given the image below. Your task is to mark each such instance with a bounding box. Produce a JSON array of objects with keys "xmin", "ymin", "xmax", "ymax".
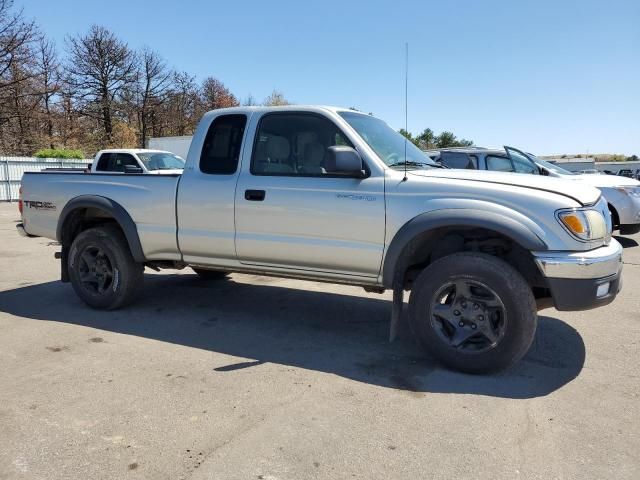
[
  {"xmin": 615, "ymin": 186, "xmax": 640, "ymax": 198},
  {"xmin": 557, "ymin": 208, "xmax": 607, "ymax": 241}
]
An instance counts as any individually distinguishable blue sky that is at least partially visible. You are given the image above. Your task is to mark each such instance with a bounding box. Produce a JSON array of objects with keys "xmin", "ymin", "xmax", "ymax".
[{"xmin": 23, "ymin": 0, "xmax": 640, "ymax": 155}]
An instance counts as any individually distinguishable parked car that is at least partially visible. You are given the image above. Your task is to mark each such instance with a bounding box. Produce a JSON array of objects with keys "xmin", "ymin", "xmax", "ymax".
[
  {"xmin": 578, "ymin": 169, "xmax": 601, "ymax": 175},
  {"xmin": 432, "ymin": 146, "xmax": 640, "ymax": 235},
  {"xmin": 617, "ymin": 169, "xmax": 635, "ymax": 179},
  {"xmin": 17, "ymin": 106, "xmax": 622, "ymax": 374},
  {"xmin": 92, "ymin": 149, "xmax": 185, "ymax": 174}
]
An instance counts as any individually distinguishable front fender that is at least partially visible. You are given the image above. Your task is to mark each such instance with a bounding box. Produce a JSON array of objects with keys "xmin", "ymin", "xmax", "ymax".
[{"xmin": 381, "ymin": 209, "xmax": 548, "ymax": 288}]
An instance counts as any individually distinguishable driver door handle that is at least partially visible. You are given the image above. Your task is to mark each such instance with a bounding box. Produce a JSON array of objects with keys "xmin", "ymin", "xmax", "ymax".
[{"xmin": 245, "ymin": 189, "xmax": 266, "ymax": 201}]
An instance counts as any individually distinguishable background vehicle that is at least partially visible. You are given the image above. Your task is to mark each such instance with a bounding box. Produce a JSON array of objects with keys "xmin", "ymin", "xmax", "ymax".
[
  {"xmin": 17, "ymin": 106, "xmax": 622, "ymax": 374},
  {"xmin": 617, "ymin": 169, "xmax": 635, "ymax": 179},
  {"xmin": 432, "ymin": 146, "xmax": 640, "ymax": 235},
  {"xmin": 91, "ymin": 149, "xmax": 185, "ymax": 174},
  {"xmin": 578, "ymin": 169, "xmax": 601, "ymax": 175}
]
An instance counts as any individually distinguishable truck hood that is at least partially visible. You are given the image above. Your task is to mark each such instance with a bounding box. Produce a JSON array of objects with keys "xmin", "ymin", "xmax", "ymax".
[{"xmin": 410, "ymin": 169, "xmax": 601, "ymax": 206}]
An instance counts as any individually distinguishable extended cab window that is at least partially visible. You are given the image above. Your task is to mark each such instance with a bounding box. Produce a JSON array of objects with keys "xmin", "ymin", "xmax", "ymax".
[
  {"xmin": 200, "ymin": 114, "xmax": 247, "ymax": 174},
  {"xmin": 439, "ymin": 152, "xmax": 477, "ymax": 169},
  {"xmin": 251, "ymin": 113, "xmax": 353, "ymax": 176}
]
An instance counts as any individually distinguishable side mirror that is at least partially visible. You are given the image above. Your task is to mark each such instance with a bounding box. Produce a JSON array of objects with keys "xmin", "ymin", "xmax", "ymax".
[
  {"xmin": 124, "ymin": 164, "xmax": 144, "ymax": 174},
  {"xmin": 325, "ymin": 146, "xmax": 365, "ymax": 177}
]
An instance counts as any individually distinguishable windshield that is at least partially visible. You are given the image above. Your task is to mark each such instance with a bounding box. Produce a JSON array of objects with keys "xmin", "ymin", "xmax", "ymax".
[
  {"xmin": 338, "ymin": 112, "xmax": 438, "ymax": 168},
  {"xmin": 530, "ymin": 156, "xmax": 575, "ymax": 175},
  {"xmin": 137, "ymin": 152, "xmax": 185, "ymax": 170}
]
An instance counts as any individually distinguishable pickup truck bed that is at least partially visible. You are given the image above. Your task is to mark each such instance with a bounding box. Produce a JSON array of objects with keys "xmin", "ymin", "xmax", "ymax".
[{"xmin": 21, "ymin": 172, "xmax": 181, "ymax": 261}]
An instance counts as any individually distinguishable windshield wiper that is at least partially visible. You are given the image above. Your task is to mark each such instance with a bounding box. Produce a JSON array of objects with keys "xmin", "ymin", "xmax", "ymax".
[{"xmin": 388, "ymin": 160, "xmax": 443, "ymax": 169}]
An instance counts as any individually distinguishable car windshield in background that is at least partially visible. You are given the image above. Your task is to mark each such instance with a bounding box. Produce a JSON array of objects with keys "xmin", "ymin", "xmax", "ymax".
[
  {"xmin": 531, "ymin": 156, "xmax": 575, "ymax": 175},
  {"xmin": 339, "ymin": 112, "xmax": 439, "ymax": 168},
  {"xmin": 137, "ymin": 152, "xmax": 185, "ymax": 170}
]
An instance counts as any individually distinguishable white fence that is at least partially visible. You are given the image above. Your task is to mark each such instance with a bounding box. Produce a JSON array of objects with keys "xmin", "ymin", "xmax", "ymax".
[{"xmin": 0, "ymin": 156, "xmax": 91, "ymax": 202}]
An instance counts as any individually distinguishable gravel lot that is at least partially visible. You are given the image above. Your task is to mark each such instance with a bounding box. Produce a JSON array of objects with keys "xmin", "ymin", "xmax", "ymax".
[{"xmin": 0, "ymin": 201, "xmax": 638, "ymax": 480}]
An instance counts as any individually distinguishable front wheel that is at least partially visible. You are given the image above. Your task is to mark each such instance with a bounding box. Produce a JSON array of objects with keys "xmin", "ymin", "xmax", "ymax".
[
  {"xmin": 68, "ymin": 226, "xmax": 144, "ymax": 310},
  {"xmin": 408, "ymin": 252, "xmax": 537, "ymax": 373}
]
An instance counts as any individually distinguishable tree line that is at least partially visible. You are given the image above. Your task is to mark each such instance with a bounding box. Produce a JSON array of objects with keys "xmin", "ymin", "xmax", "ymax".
[
  {"xmin": 399, "ymin": 128, "xmax": 473, "ymax": 150},
  {"xmin": 0, "ymin": 0, "xmax": 289, "ymax": 156}
]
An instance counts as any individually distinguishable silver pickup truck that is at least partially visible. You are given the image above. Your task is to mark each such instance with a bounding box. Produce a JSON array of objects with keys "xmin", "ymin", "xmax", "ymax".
[{"xmin": 17, "ymin": 106, "xmax": 623, "ymax": 373}]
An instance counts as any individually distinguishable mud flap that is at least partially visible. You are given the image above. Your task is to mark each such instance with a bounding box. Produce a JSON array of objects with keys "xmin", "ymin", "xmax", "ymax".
[{"xmin": 389, "ymin": 281, "xmax": 404, "ymax": 342}]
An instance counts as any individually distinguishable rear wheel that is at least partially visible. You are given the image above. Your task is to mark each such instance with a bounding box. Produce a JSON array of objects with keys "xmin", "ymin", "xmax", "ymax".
[
  {"xmin": 191, "ymin": 267, "xmax": 229, "ymax": 280},
  {"xmin": 408, "ymin": 252, "xmax": 537, "ymax": 373},
  {"xmin": 68, "ymin": 226, "xmax": 143, "ymax": 309}
]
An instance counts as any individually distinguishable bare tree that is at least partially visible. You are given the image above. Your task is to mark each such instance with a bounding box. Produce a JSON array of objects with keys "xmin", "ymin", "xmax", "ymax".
[
  {"xmin": 200, "ymin": 76, "xmax": 238, "ymax": 111},
  {"xmin": 65, "ymin": 25, "xmax": 136, "ymax": 144},
  {"xmin": 166, "ymin": 71, "xmax": 199, "ymax": 136},
  {"xmin": 35, "ymin": 37, "xmax": 60, "ymax": 148},
  {"xmin": 134, "ymin": 47, "xmax": 172, "ymax": 147},
  {"xmin": 263, "ymin": 89, "xmax": 289, "ymax": 106},
  {"xmin": 0, "ymin": 0, "xmax": 37, "ymax": 99},
  {"xmin": 242, "ymin": 94, "xmax": 257, "ymax": 106}
]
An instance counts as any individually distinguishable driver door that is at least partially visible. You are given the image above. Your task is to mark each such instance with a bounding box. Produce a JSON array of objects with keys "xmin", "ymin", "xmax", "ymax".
[{"xmin": 234, "ymin": 112, "xmax": 386, "ymax": 278}]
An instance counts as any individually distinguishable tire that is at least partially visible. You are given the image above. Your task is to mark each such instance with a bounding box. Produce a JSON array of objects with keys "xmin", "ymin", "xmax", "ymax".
[
  {"xmin": 68, "ymin": 226, "xmax": 144, "ymax": 310},
  {"xmin": 191, "ymin": 268, "xmax": 229, "ymax": 280},
  {"xmin": 408, "ymin": 252, "xmax": 537, "ymax": 374}
]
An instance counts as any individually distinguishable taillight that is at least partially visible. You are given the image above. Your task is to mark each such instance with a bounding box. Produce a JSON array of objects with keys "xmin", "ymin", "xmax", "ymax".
[{"xmin": 18, "ymin": 186, "xmax": 23, "ymax": 215}]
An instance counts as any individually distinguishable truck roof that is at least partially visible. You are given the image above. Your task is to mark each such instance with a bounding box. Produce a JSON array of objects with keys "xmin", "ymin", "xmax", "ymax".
[{"xmin": 199, "ymin": 105, "xmax": 363, "ymax": 117}]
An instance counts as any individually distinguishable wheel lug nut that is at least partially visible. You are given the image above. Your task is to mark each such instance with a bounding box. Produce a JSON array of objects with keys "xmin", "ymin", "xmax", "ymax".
[
  {"xmin": 454, "ymin": 310, "xmax": 460, "ymax": 316},
  {"xmin": 471, "ymin": 324, "xmax": 477, "ymax": 329},
  {"xmin": 478, "ymin": 315, "xmax": 484, "ymax": 321},
  {"xmin": 459, "ymin": 321, "xmax": 464, "ymax": 327}
]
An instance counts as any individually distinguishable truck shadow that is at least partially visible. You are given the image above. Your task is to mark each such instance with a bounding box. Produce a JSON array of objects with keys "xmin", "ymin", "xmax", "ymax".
[
  {"xmin": 614, "ymin": 235, "xmax": 639, "ymax": 248},
  {"xmin": 0, "ymin": 273, "xmax": 585, "ymax": 399}
]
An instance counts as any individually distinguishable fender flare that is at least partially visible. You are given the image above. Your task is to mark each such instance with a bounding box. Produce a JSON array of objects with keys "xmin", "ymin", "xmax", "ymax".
[
  {"xmin": 56, "ymin": 195, "xmax": 145, "ymax": 262},
  {"xmin": 381, "ymin": 209, "xmax": 547, "ymax": 288}
]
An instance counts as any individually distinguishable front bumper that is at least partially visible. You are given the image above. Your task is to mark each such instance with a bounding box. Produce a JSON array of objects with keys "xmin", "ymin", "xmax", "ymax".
[{"xmin": 533, "ymin": 239, "xmax": 623, "ymax": 311}]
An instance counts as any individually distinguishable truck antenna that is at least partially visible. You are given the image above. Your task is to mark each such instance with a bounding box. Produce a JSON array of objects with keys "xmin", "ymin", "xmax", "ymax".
[{"xmin": 403, "ymin": 42, "xmax": 409, "ymax": 182}]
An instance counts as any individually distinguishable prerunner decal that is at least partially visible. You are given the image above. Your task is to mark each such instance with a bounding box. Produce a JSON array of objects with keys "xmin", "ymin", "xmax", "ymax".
[{"xmin": 24, "ymin": 200, "xmax": 56, "ymax": 211}]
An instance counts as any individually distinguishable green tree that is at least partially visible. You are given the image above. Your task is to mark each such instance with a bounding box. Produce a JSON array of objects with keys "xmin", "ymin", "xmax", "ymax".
[
  {"xmin": 398, "ymin": 128, "xmax": 413, "ymax": 141},
  {"xmin": 415, "ymin": 128, "xmax": 436, "ymax": 149},
  {"xmin": 435, "ymin": 131, "xmax": 458, "ymax": 148}
]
